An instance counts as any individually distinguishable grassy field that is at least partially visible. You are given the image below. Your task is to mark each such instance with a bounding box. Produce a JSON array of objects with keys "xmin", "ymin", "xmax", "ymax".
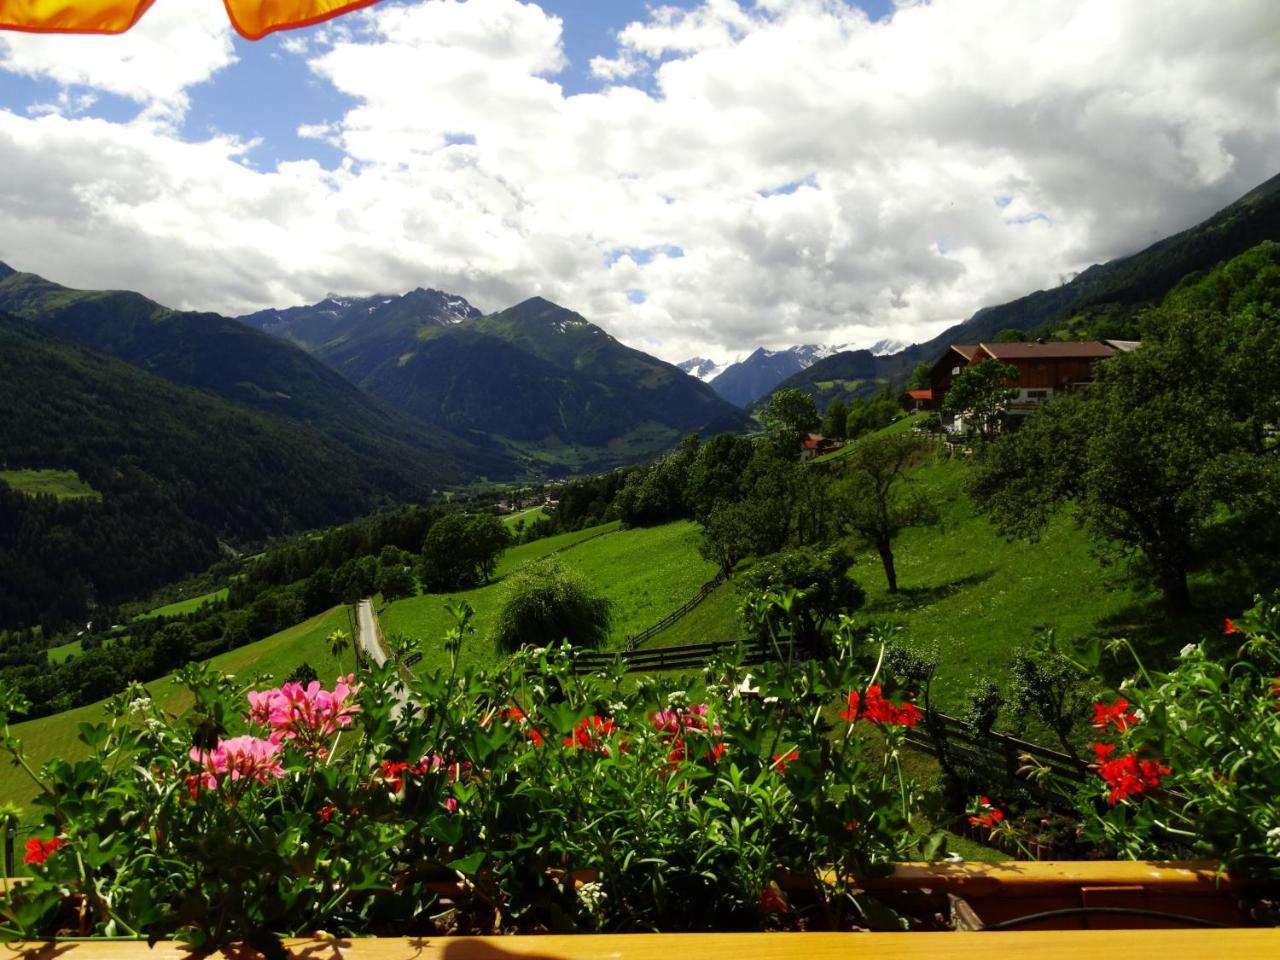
[
  {"xmin": 0, "ymin": 468, "xmax": 100, "ymax": 500},
  {"xmin": 502, "ymin": 505, "xmax": 548, "ymax": 530},
  {"xmin": 832, "ymin": 444, "xmax": 1234, "ymax": 709},
  {"xmin": 1, "ymin": 607, "xmax": 351, "ymax": 822},
  {"xmin": 648, "ymin": 578, "xmax": 742, "ymax": 647},
  {"xmin": 380, "ymin": 520, "xmax": 718, "ymax": 673},
  {"xmin": 138, "ymin": 588, "xmax": 229, "ymax": 620}
]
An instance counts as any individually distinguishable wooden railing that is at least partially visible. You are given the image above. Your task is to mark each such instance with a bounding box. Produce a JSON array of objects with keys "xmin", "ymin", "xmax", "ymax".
[
  {"xmin": 5, "ymin": 929, "xmax": 1278, "ymax": 959},
  {"xmin": 624, "ymin": 570, "xmax": 729, "ymax": 651}
]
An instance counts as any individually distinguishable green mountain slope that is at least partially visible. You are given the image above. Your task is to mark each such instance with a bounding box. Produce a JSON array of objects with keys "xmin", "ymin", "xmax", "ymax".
[
  {"xmin": 771, "ymin": 170, "xmax": 1280, "ymax": 407},
  {"xmin": 246, "ymin": 292, "xmax": 751, "ymax": 472},
  {"xmin": 0, "ymin": 313, "xmax": 435, "ymax": 631},
  {"xmin": 0, "ymin": 269, "xmax": 516, "ymax": 486}
]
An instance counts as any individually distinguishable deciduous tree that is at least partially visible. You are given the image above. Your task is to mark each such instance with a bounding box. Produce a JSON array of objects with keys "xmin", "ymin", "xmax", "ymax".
[
  {"xmin": 491, "ymin": 558, "xmax": 612, "ymax": 653},
  {"xmin": 941, "ymin": 358, "xmax": 1018, "ymax": 440},
  {"xmin": 834, "ymin": 433, "xmax": 940, "ymax": 593}
]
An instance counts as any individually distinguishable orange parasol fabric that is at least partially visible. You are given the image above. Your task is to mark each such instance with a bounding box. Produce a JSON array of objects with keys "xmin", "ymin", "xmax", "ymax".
[{"xmin": 0, "ymin": 0, "xmax": 383, "ymax": 40}]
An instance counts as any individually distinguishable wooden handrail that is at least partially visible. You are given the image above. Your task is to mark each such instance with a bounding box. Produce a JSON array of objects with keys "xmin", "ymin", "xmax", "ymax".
[
  {"xmin": 3, "ymin": 929, "xmax": 1278, "ymax": 959},
  {"xmin": 859, "ymin": 860, "xmax": 1241, "ymax": 894}
]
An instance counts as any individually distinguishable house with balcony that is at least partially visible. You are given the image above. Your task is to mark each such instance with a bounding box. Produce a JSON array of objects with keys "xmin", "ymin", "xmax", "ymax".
[{"xmin": 928, "ymin": 339, "xmax": 1137, "ymax": 435}]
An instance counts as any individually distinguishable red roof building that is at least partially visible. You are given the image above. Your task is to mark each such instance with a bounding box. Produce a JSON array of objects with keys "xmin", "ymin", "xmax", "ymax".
[{"xmin": 901, "ymin": 389, "xmax": 934, "ymax": 412}]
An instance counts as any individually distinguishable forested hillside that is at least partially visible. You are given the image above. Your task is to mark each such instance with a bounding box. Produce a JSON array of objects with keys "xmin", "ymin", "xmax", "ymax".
[{"xmin": 0, "ymin": 313, "xmax": 429, "ymax": 632}]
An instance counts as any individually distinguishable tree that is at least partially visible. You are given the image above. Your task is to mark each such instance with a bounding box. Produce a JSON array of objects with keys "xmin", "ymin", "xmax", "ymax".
[
  {"xmin": 759, "ymin": 388, "xmax": 820, "ymax": 454},
  {"xmin": 491, "ymin": 558, "xmax": 612, "ymax": 653},
  {"xmin": 834, "ymin": 433, "xmax": 940, "ymax": 593},
  {"xmin": 468, "ymin": 514, "xmax": 513, "ymax": 583},
  {"xmin": 685, "ymin": 432, "xmax": 755, "ymax": 522},
  {"xmin": 822, "ymin": 397, "xmax": 848, "ymax": 440},
  {"xmin": 994, "ymin": 328, "xmax": 1030, "ymax": 342},
  {"xmin": 941, "ymin": 359, "xmax": 1019, "ymax": 440},
  {"xmin": 420, "ymin": 513, "xmax": 512, "ymax": 590},
  {"xmin": 908, "ymin": 362, "xmax": 931, "ymax": 391},
  {"xmin": 737, "ymin": 546, "xmax": 864, "ymax": 650},
  {"xmin": 845, "ymin": 391, "xmax": 900, "ymax": 439},
  {"xmin": 376, "ymin": 562, "xmax": 417, "ymax": 603},
  {"xmin": 969, "ymin": 305, "xmax": 1280, "ymax": 613},
  {"xmin": 615, "ymin": 436, "xmax": 698, "ymax": 527}
]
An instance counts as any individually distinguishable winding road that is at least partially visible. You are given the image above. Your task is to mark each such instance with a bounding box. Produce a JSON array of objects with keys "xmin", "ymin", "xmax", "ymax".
[
  {"xmin": 354, "ymin": 597, "xmax": 410, "ymax": 716},
  {"xmin": 355, "ymin": 598, "xmax": 387, "ymax": 667}
]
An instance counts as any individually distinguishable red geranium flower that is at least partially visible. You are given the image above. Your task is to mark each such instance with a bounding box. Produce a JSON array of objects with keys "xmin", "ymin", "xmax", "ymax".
[
  {"xmin": 564, "ymin": 715, "xmax": 617, "ymax": 753},
  {"xmin": 967, "ymin": 796, "xmax": 1005, "ymax": 831},
  {"xmin": 1092, "ymin": 698, "xmax": 1139, "ymax": 732},
  {"xmin": 1225, "ymin": 618, "xmax": 1241, "ymax": 634},
  {"xmin": 23, "ymin": 836, "xmax": 65, "ymax": 865},
  {"xmin": 771, "ymin": 751, "xmax": 799, "ymax": 772},
  {"xmin": 1092, "ymin": 742, "xmax": 1170, "ymax": 805},
  {"xmin": 840, "ymin": 686, "xmax": 921, "ymax": 727}
]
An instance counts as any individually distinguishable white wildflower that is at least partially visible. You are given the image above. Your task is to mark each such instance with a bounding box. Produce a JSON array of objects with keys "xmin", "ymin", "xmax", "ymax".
[
  {"xmin": 577, "ymin": 881, "xmax": 607, "ymax": 913},
  {"xmin": 1180, "ymin": 643, "xmax": 1200, "ymax": 659}
]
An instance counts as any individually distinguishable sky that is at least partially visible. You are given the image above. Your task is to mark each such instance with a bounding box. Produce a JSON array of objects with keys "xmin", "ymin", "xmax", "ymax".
[{"xmin": 0, "ymin": 0, "xmax": 1277, "ymax": 364}]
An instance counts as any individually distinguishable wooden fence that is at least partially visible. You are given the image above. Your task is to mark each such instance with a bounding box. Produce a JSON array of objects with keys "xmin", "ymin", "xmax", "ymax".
[
  {"xmin": 577, "ymin": 632, "xmax": 1089, "ymax": 800},
  {"xmin": 624, "ymin": 570, "xmax": 729, "ymax": 651},
  {"xmin": 576, "ymin": 637, "xmax": 776, "ymax": 673},
  {"xmin": 905, "ymin": 710, "xmax": 1090, "ymax": 801}
]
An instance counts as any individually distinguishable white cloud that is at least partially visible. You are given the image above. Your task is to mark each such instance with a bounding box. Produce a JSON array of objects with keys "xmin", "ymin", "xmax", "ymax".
[
  {"xmin": 0, "ymin": 0, "xmax": 235, "ymax": 121},
  {"xmin": 0, "ymin": 0, "xmax": 1278, "ymax": 364}
]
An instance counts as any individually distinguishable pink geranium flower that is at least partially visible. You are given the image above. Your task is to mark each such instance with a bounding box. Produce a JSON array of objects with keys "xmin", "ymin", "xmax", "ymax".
[
  {"xmin": 246, "ymin": 675, "xmax": 360, "ymax": 755},
  {"xmin": 189, "ymin": 735, "xmax": 285, "ymax": 793}
]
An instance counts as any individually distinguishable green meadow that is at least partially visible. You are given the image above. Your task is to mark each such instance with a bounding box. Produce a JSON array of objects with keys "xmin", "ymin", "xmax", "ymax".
[
  {"xmin": 381, "ymin": 519, "xmax": 718, "ymax": 673},
  {"xmin": 137, "ymin": 588, "xmax": 229, "ymax": 620},
  {"xmin": 0, "ymin": 468, "xmax": 100, "ymax": 501}
]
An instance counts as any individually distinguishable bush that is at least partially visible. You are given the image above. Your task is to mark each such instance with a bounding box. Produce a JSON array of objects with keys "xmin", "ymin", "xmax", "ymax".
[
  {"xmin": 490, "ymin": 558, "xmax": 612, "ymax": 653},
  {"xmin": 737, "ymin": 546, "xmax": 864, "ymax": 651}
]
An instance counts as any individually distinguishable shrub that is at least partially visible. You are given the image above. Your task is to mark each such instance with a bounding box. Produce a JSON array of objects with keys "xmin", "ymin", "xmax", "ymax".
[
  {"xmin": 737, "ymin": 546, "xmax": 865, "ymax": 652},
  {"xmin": 490, "ymin": 558, "xmax": 612, "ymax": 653}
]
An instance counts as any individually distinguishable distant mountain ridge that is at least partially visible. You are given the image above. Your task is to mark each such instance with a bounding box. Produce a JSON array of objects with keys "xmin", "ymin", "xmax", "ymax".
[
  {"xmin": 0, "ymin": 267, "xmax": 515, "ymax": 487},
  {"xmin": 688, "ymin": 340, "xmax": 902, "ymax": 408},
  {"xmin": 239, "ymin": 291, "xmax": 751, "ymax": 474},
  {"xmin": 765, "ymin": 170, "xmax": 1280, "ymax": 409},
  {"xmin": 677, "ymin": 357, "xmax": 726, "ymax": 382}
]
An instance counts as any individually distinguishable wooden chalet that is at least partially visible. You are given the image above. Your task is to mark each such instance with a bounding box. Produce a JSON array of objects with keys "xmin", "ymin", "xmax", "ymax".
[{"xmin": 928, "ymin": 339, "xmax": 1133, "ymax": 434}]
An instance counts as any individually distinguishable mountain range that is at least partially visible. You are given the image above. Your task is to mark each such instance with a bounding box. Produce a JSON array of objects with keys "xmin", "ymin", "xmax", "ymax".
[
  {"xmin": 0, "ymin": 267, "xmax": 512, "ymax": 489},
  {"xmin": 238, "ymin": 293, "xmax": 749, "ymax": 474},
  {"xmin": 678, "ymin": 339, "xmax": 906, "ymax": 408}
]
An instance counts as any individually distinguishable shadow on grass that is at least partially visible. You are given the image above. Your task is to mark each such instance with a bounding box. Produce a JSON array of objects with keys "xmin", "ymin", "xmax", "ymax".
[
  {"xmin": 863, "ymin": 569, "xmax": 997, "ymax": 614},
  {"xmin": 1087, "ymin": 571, "xmax": 1269, "ymax": 687}
]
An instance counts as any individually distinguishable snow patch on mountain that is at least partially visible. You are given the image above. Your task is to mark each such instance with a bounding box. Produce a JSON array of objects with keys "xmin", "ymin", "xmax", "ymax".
[{"xmin": 677, "ymin": 356, "xmax": 730, "ymax": 381}]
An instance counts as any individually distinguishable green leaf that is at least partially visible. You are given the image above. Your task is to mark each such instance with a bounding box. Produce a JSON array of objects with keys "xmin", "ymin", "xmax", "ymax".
[
  {"xmin": 448, "ymin": 851, "xmax": 486, "ymax": 876},
  {"xmin": 77, "ymin": 722, "xmax": 110, "ymax": 748}
]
